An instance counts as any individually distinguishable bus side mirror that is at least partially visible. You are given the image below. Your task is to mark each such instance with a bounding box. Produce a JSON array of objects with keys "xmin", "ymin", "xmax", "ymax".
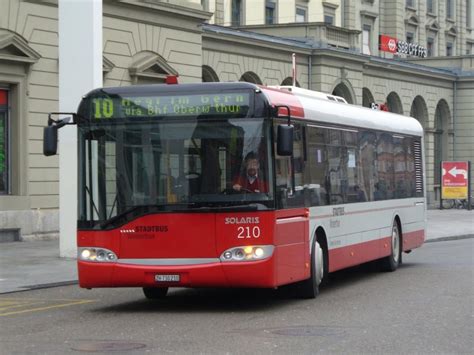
[
  {"xmin": 277, "ymin": 124, "xmax": 294, "ymax": 156},
  {"xmin": 43, "ymin": 126, "xmax": 58, "ymax": 156},
  {"xmin": 43, "ymin": 114, "xmax": 73, "ymax": 156}
]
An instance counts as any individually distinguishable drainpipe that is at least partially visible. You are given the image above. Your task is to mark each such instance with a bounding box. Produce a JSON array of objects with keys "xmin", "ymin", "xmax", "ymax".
[
  {"xmin": 308, "ymin": 54, "xmax": 312, "ymax": 90},
  {"xmin": 453, "ymin": 79, "xmax": 457, "ymax": 160}
]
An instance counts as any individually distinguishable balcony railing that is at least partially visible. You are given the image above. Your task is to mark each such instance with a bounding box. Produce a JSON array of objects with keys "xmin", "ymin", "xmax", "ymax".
[{"xmin": 236, "ymin": 23, "xmax": 361, "ymax": 52}]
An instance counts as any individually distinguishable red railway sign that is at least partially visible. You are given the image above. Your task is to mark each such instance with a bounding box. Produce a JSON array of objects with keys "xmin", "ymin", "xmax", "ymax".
[{"xmin": 441, "ymin": 161, "xmax": 469, "ymax": 199}]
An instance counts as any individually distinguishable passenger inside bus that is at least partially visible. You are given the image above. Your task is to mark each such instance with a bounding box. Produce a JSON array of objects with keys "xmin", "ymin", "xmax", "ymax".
[{"xmin": 233, "ymin": 152, "xmax": 268, "ymax": 193}]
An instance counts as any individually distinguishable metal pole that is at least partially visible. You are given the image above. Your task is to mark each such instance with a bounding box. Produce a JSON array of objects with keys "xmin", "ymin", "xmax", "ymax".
[
  {"xmin": 439, "ymin": 162, "xmax": 443, "ymax": 210},
  {"xmin": 468, "ymin": 161, "xmax": 472, "ymax": 211},
  {"xmin": 292, "ymin": 53, "xmax": 296, "ymax": 87}
]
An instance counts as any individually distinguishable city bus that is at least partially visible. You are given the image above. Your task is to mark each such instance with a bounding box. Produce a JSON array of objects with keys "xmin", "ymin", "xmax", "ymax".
[{"xmin": 43, "ymin": 81, "xmax": 426, "ymax": 299}]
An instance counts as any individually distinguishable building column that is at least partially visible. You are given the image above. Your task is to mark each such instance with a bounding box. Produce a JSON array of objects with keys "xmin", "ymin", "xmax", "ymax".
[{"xmin": 59, "ymin": 0, "xmax": 102, "ymax": 257}]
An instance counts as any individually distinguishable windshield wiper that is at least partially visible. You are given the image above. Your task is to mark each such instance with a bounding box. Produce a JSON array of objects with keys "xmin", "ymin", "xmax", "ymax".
[{"xmin": 100, "ymin": 203, "xmax": 195, "ymax": 229}]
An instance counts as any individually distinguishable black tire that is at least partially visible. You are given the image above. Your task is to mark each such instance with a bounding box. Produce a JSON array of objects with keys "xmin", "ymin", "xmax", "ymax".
[
  {"xmin": 295, "ymin": 238, "xmax": 324, "ymax": 299},
  {"xmin": 381, "ymin": 221, "xmax": 401, "ymax": 272},
  {"xmin": 143, "ymin": 287, "xmax": 168, "ymax": 299}
]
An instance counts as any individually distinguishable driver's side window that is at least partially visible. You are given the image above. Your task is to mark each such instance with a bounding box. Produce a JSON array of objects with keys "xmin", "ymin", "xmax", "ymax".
[{"xmin": 274, "ymin": 121, "xmax": 305, "ymax": 208}]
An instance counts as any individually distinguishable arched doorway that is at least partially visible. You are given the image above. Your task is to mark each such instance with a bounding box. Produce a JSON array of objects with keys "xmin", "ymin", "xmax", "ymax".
[
  {"xmin": 410, "ymin": 95, "xmax": 429, "ymax": 129},
  {"xmin": 386, "ymin": 92, "xmax": 403, "ymax": 114},
  {"xmin": 332, "ymin": 81, "xmax": 355, "ymax": 104},
  {"xmin": 362, "ymin": 87, "xmax": 374, "ymax": 108},
  {"xmin": 202, "ymin": 65, "xmax": 219, "ymax": 82},
  {"xmin": 239, "ymin": 71, "xmax": 262, "ymax": 84},
  {"xmin": 410, "ymin": 95, "xmax": 432, "ymax": 203},
  {"xmin": 281, "ymin": 77, "xmax": 301, "ymax": 87},
  {"xmin": 433, "ymin": 99, "xmax": 451, "ymax": 186}
]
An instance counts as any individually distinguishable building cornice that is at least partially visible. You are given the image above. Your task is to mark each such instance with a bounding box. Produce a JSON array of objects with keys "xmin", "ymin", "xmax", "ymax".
[
  {"xmin": 203, "ymin": 32, "xmax": 312, "ymax": 57},
  {"xmin": 202, "ymin": 25, "xmax": 312, "ymax": 55},
  {"xmin": 113, "ymin": 0, "xmax": 211, "ymax": 21},
  {"xmin": 103, "ymin": 0, "xmax": 212, "ymax": 33}
]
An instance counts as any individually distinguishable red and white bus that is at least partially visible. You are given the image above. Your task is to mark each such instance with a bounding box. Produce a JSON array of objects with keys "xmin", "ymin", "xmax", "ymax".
[{"xmin": 44, "ymin": 81, "xmax": 426, "ymax": 299}]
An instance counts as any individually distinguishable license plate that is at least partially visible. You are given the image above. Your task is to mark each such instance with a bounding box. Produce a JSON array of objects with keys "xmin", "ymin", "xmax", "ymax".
[{"xmin": 155, "ymin": 274, "xmax": 180, "ymax": 282}]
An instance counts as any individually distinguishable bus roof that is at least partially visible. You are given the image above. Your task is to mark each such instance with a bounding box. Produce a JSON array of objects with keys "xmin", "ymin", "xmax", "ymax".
[
  {"xmin": 260, "ymin": 86, "xmax": 424, "ymax": 137},
  {"xmin": 82, "ymin": 82, "xmax": 260, "ymax": 98}
]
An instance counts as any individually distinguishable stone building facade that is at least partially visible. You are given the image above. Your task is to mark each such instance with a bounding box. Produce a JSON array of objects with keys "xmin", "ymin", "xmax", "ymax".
[
  {"xmin": 0, "ymin": 0, "xmax": 472, "ymax": 241},
  {"xmin": 205, "ymin": 0, "xmax": 474, "ymax": 56}
]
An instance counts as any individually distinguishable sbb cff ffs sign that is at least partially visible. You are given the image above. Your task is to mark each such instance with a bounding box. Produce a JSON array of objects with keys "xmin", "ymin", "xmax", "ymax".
[
  {"xmin": 441, "ymin": 161, "xmax": 469, "ymax": 199},
  {"xmin": 379, "ymin": 35, "xmax": 427, "ymax": 58}
]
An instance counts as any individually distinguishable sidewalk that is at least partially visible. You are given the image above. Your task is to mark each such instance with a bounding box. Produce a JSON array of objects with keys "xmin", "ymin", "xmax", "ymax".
[{"xmin": 0, "ymin": 209, "xmax": 472, "ymax": 294}]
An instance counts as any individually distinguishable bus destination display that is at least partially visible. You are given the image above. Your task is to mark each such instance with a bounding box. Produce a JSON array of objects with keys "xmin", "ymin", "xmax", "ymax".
[{"xmin": 92, "ymin": 93, "xmax": 250, "ymax": 119}]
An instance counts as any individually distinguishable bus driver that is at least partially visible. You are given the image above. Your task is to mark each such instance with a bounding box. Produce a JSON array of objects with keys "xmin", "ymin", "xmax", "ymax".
[{"xmin": 233, "ymin": 152, "xmax": 268, "ymax": 193}]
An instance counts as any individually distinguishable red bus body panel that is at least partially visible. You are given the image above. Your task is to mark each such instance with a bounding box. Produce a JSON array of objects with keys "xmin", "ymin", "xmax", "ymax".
[{"xmin": 78, "ymin": 209, "xmax": 310, "ymax": 289}]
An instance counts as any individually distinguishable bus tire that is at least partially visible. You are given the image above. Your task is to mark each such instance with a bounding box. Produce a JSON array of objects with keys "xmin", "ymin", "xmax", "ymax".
[
  {"xmin": 296, "ymin": 238, "xmax": 324, "ymax": 299},
  {"xmin": 381, "ymin": 220, "xmax": 401, "ymax": 272},
  {"xmin": 143, "ymin": 287, "xmax": 168, "ymax": 299}
]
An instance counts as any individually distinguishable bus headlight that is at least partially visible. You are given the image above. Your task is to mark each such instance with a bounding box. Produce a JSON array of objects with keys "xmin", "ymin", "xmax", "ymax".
[
  {"xmin": 78, "ymin": 247, "xmax": 117, "ymax": 262},
  {"xmin": 219, "ymin": 245, "xmax": 274, "ymax": 262}
]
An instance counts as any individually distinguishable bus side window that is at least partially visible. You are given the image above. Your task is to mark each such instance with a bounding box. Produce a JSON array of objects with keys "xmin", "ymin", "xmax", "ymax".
[
  {"xmin": 376, "ymin": 133, "xmax": 394, "ymax": 200},
  {"xmin": 307, "ymin": 126, "xmax": 329, "ymax": 206},
  {"xmin": 358, "ymin": 130, "xmax": 378, "ymax": 201},
  {"xmin": 393, "ymin": 136, "xmax": 407, "ymax": 199},
  {"xmin": 327, "ymin": 130, "xmax": 345, "ymax": 205}
]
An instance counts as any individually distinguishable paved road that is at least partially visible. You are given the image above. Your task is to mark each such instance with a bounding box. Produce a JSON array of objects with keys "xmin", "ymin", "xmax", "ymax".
[{"xmin": 1, "ymin": 239, "xmax": 472, "ymax": 354}]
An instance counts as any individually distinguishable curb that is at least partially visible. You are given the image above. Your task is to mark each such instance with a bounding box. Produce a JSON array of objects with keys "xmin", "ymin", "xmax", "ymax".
[
  {"xmin": 0, "ymin": 281, "xmax": 78, "ymax": 295},
  {"xmin": 425, "ymin": 234, "xmax": 474, "ymax": 243}
]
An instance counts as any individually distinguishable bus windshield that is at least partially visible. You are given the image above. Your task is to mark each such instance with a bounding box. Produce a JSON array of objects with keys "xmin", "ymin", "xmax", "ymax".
[{"xmin": 78, "ymin": 117, "xmax": 274, "ymax": 228}]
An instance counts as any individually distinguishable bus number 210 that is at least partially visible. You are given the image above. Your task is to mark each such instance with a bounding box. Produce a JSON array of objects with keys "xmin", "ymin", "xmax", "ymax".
[{"xmin": 237, "ymin": 226, "xmax": 261, "ymax": 239}]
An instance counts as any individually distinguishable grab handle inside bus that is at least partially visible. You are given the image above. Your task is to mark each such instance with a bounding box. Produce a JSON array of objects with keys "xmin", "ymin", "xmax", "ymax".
[
  {"xmin": 274, "ymin": 105, "xmax": 294, "ymax": 156},
  {"xmin": 43, "ymin": 113, "xmax": 76, "ymax": 156}
]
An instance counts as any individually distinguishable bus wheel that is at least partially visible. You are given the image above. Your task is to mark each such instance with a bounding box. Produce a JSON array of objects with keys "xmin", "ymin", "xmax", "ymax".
[
  {"xmin": 381, "ymin": 221, "xmax": 401, "ymax": 272},
  {"xmin": 143, "ymin": 287, "xmax": 168, "ymax": 299},
  {"xmin": 296, "ymin": 238, "xmax": 324, "ymax": 299}
]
